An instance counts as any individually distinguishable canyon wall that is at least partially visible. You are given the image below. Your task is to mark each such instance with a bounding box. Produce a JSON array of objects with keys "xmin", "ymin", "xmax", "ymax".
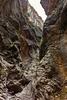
[
  {"xmin": 0, "ymin": 0, "xmax": 67, "ymax": 100},
  {"xmin": 0, "ymin": 0, "xmax": 42, "ymax": 59},
  {"xmin": 0, "ymin": 0, "xmax": 42, "ymax": 99},
  {"xmin": 21, "ymin": 0, "xmax": 43, "ymax": 28},
  {"xmin": 40, "ymin": 0, "xmax": 67, "ymax": 99},
  {"xmin": 28, "ymin": 4, "xmax": 43, "ymax": 29},
  {"xmin": 40, "ymin": 0, "xmax": 58, "ymax": 16}
]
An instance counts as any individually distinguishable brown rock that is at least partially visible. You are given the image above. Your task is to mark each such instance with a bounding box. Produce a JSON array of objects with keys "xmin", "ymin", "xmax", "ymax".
[{"xmin": 40, "ymin": 0, "xmax": 58, "ymax": 16}]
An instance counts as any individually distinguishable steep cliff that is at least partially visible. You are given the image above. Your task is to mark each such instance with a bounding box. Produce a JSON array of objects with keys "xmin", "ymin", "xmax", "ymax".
[
  {"xmin": 40, "ymin": 0, "xmax": 67, "ymax": 62},
  {"xmin": 0, "ymin": 0, "xmax": 42, "ymax": 99},
  {"xmin": 28, "ymin": 4, "xmax": 43, "ymax": 29},
  {"xmin": 0, "ymin": 0, "xmax": 42, "ymax": 59},
  {"xmin": 40, "ymin": 0, "xmax": 58, "ymax": 16},
  {"xmin": 0, "ymin": 0, "xmax": 67, "ymax": 100},
  {"xmin": 20, "ymin": 0, "xmax": 43, "ymax": 28},
  {"xmin": 40, "ymin": 0, "xmax": 67, "ymax": 99}
]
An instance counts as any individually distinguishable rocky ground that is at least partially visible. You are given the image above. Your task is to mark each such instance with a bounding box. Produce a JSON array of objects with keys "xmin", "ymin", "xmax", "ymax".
[{"xmin": 0, "ymin": 39, "xmax": 64, "ymax": 100}]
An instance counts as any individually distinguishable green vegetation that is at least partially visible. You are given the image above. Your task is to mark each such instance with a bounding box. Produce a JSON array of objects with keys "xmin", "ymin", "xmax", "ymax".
[
  {"xmin": 65, "ymin": 90, "xmax": 67, "ymax": 93},
  {"xmin": 38, "ymin": 66, "xmax": 41, "ymax": 69},
  {"xmin": 54, "ymin": 8, "xmax": 58, "ymax": 15},
  {"xmin": 53, "ymin": 62, "xmax": 56, "ymax": 65},
  {"xmin": 9, "ymin": 42, "xmax": 14, "ymax": 47},
  {"xmin": 2, "ymin": 41, "xmax": 5, "ymax": 44},
  {"xmin": 2, "ymin": 69, "xmax": 6, "ymax": 73},
  {"xmin": 8, "ymin": 21, "xmax": 11, "ymax": 25},
  {"xmin": 46, "ymin": 63, "xmax": 50, "ymax": 67},
  {"xmin": 25, "ymin": 11, "xmax": 30, "ymax": 18},
  {"xmin": 54, "ymin": 11, "xmax": 58, "ymax": 15},
  {"xmin": 40, "ymin": 37, "xmax": 43, "ymax": 46},
  {"xmin": 11, "ymin": 9, "xmax": 14, "ymax": 13}
]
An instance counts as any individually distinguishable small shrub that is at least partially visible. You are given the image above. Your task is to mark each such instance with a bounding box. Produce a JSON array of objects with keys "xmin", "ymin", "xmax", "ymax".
[
  {"xmin": 40, "ymin": 37, "xmax": 43, "ymax": 46},
  {"xmin": 54, "ymin": 10, "xmax": 58, "ymax": 15},
  {"xmin": 2, "ymin": 69, "xmax": 6, "ymax": 73},
  {"xmin": 25, "ymin": 11, "xmax": 30, "ymax": 18},
  {"xmin": 65, "ymin": 90, "xmax": 67, "ymax": 93},
  {"xmin": 11, "ymin": 9, "xmax": 14, "ymax": 13},
  {"xmin": 8, "ymin": 22, "xmax": 11, "ymax": 25},
  {"xmin": 9, "ymin": 42, "xmax": 14, "ymax": 47}
]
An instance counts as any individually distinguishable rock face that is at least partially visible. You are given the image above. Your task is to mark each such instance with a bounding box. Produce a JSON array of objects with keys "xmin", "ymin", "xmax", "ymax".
[
  {"xmin": 40, "ymin": 0, "xmax": 58, "ymax": 16},
  {"xmin": 0, "ymin": 0, "xmax": 67, "ymax": 100},
  {"xmin": 0, "ymin": 0, "xmax": 42, "ymax": 99},
  {"xmin": 40, "ymin": 0, "xmax": 67, "ymax": 62},
  {"xmin": 0, "ymin": 0, "xmax": 42, "ymax": 59},
  {"xmin": 40, "ymin": 0, "xmax": 67, "ymax": 99},
  {"xmin": 28, "ymin": 4, "xmax": 43, "ymax": 29},
  {"xmin": 21, "ymin": 0, "xmax": 43, "ymax": 28}
]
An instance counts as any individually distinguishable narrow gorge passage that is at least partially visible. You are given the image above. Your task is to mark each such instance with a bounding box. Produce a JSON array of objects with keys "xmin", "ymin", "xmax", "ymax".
[{"xmin": 0, "ymin": 0, "xmax": 67, "ymax": 100}]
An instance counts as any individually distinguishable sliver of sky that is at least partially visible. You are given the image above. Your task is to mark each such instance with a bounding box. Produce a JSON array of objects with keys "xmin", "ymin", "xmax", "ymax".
[{"xmin": 28, "ymin": 0, "xmax": 47, "ymax": 21}]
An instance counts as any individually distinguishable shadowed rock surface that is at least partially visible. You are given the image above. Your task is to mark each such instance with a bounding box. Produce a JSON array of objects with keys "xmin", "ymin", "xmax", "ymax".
[
  {"xmin": 40, "ymin": 0, "xmax": 67, "ymax": 99},
  {"xmin": 0, "ymin": 0, "xmax": 42, "ymax": 99},
  {"xmin": 0, "ymin": 0, "xmax": 67, "ymax": 100},
  {"xmin": 40, "ymin": 0, "xmax": 58, "ymax": 16}
]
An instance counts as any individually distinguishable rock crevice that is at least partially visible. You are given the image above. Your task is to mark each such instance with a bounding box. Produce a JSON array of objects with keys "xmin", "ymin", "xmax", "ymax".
[{"xmin": 0, "ymin": 0, "xmax": 67, "ymax": 100}]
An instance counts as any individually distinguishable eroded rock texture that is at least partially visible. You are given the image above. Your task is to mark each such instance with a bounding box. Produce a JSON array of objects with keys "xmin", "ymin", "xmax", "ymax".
[
  {"xmin": 21, "ymin": 0, "xmax": 43, "ymax": 28},
  {"xmin": 28, "ymin": 4, "xmax": 43, "ymax": 29},
  {"xmin": 40, "ymin": 0, "xmax": 67, "ymax": 99},
  {"xmin": 1, "ymin": 0, "xmax": 42, "ymax": 59},
  {"xmin": 40, "ymin": 0, "xmax": 58, "ymax": 16},
  {"xmin": 0, "ymin": 0, "xmax": 42, "ymax": 99},
  {"xmin": 0, "ymin": 0, "xmax": 67, "ymax": 100}
]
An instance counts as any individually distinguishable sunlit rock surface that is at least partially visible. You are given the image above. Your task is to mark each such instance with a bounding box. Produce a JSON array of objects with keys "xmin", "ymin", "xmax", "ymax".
[
  {"xmin": 21, "ymin": 0, "xmax": 43, "ymax": 28},
  {"xmin": 28, "ymin": 4, "xmax": 43, "ymax": 29}
]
